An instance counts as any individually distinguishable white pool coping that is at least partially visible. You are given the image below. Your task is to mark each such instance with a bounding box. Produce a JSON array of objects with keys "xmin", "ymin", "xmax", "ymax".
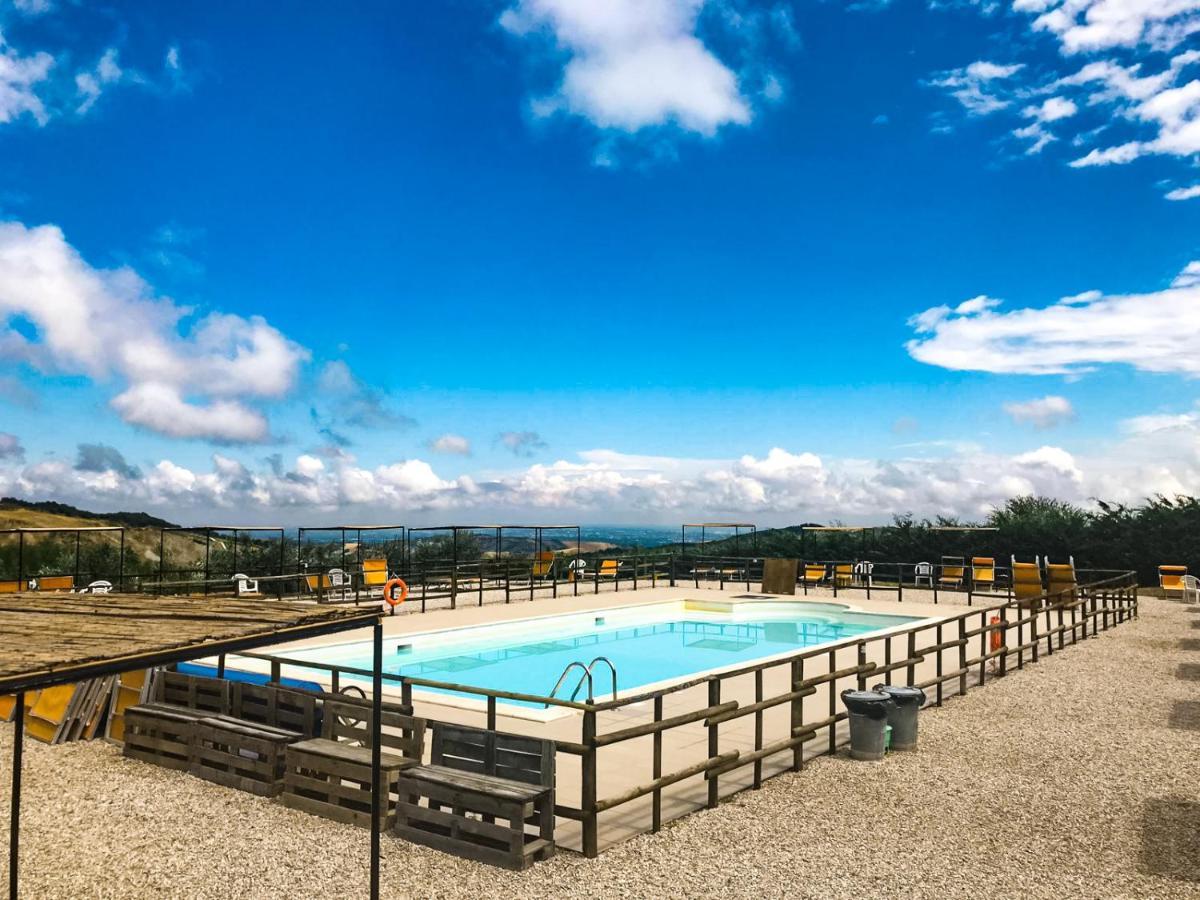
[{"xmin": 224, "ymin": 594, "xmax": 943, "ymax": 722}]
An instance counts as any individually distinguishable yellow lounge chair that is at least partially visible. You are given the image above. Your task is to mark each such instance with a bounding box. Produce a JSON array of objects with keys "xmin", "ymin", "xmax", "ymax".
[
  {"xmin": 1046, "ymin": 559, "xmax": 1077, "ymax": 603},
  {"xmin": 1160, "ymin": 565, "xmax": 1188, "ymax": 598},
  {"xmin": 802, "ymin": 564, "xmax": 827, "ymax": 588},
  {"xmin": 970, "ymin": 557, "xmax": 995, "ymax": 591},
  {"xmin": 360, "ymin": 558, "xmax": 389, "ymax": 593},
  {"xmin": 532, "ymin": 551, "xmax": 555, "ymax": 579},
  {"xmin": 1011, "ymin": 558, "xmax": 1044, "ymax": 606},
  {"xmin": 939, "ymin": 557, "xmax": 965, "ymax": 589},
  {"xmin": 597, "ymin": 559, "xmax": 620, "ymax": 579},
  {"xmin": 834, "ymin": 563, "xmax": 854, "ymax": 587}
]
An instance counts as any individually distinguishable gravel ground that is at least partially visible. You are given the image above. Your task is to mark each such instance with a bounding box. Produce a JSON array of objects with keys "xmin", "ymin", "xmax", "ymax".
[{"xmin": 3, "ymin": 595, "xmax": 1199, "ymax": 899}]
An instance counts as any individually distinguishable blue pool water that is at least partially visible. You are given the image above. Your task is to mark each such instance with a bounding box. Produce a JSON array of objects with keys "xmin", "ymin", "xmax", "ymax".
[{"xmin": 281, "ymin": 601, "xmax": 919, "ymax": 708}]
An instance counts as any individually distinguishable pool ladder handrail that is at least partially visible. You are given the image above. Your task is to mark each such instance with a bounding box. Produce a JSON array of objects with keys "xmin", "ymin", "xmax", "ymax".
[{"xmin": 546, "ymin": 656, "xmax": 618, "ymax": 706}]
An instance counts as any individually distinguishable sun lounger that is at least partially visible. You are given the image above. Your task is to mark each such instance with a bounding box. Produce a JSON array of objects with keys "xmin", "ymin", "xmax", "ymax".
[
  {"xmin": 532, "ymin": 551, "xmax": 556, "ymax": 579},
  {"xmin": 1045, "ymin": 557, "xmax": 1077, "ymax": 602},
  {"xmin": 801, "ymin": 564, "xmax": 827, "ymax": 589},
  {"xmin": 1011, "ymin": 557, "xmax": 1044, "ymax": 607},
  {"xmin": 1160, "ymin": 565, "xmax": 1188, "ymax": 599},
  {"xmin": 939, "ymin": 557, "xmax": 965, "ymax": 589},
  {"xmin": 970, "ymin": 557, "xmax": 995, "ymax": 591},
  {"xmin": 834, "ymin": 563, "xmax": 854, "ymax": 588},
  {"xmin": 360, "ymin": 558, "xmax": 389, "ymax": 595}
]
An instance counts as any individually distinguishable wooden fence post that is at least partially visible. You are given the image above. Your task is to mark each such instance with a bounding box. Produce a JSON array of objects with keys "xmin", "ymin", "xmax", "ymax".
[
  {"xmin": 707, "ymin": 679, "xmax": 720, "ymax": 809},
  {"xmin": 582, "ymin": 709, "xmax": 598, "ymax": 858}
]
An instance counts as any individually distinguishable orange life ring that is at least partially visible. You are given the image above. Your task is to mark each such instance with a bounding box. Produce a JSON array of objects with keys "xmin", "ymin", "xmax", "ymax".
[
  {"xmin": 989, "ymin": 615, "xmax": 1002, "ymax": 653},
  {"xmin": 384, "ymin": 578, "xmax": 408, "ymax": 607}
]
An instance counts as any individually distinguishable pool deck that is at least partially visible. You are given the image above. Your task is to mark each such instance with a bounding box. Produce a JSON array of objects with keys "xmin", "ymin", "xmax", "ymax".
[
  {"xmin": 238, "ymin": 584, "xmax": 961, "ymax": 851},
  {"xmin": 3, "ymin": 593, "xmax": 1197, "ymax": 898}
]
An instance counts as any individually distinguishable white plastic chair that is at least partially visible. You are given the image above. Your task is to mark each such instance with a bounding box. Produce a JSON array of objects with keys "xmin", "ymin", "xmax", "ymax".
[
  {"xmin": 914, "ymin": 561, "xmax": 933, "ymax": 588},
  {"xmin": 86, "ymin": 580, "xmax": 113, "ymax": 594},
  {"xmin": 1183, "ymin": 575, "xmax": 1200, "ymax": 604},
  {"xmin": 853, "ymin": 561, "xmax": 874, "ymax": 586},
  {"xmin": 231, "ymin": 573, "xmax": 260, "ymax": 596}
]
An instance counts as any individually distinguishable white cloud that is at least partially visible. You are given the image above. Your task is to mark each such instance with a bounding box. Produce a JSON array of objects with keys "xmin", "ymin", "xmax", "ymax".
[
  {"xmin": 1019, "ymin": 0, "xmax": 1200, "ymax": 54},
  {"xmin": 500, "ymin": 0, "xmax": 793, "ymax": 145},
  {"xmin": 0, "ymin": 33, "xmax": 53, "ymax": 125},
  {"xmin": 0, "ymin": 221, "xmax": 308, "ymax": 442},
  {"xmin": 1003, "ymin": 395, "xmax": 1075, "ymax": 428},
  {"xmin": 907, "ymin": 259, "xmax": 1200, "ymax": 375},
  {"xmin": 1165, "ymin": 184, "xmax": 1200, "ymax": 200},
  {"xmin": 928, "ymin": 60, "xmax": 1025, "ymax": 115},
  {"xmin": 74, "ymin": 48, "xmax": 123, "ymax": 114},
  {"xmin": 1026, "ymin": 96, "xmax": 1078, "ymax": 121},
  {"xmin": 5, "ymin": 434, "xmax": 1197, "ymax": 522},
  {"xmin": 429, "ymin": 433, "xmax": 472, "ymax": 455}
]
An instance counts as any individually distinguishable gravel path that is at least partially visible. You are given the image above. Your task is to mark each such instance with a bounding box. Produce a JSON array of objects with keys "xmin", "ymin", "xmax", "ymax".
[{"xmin": 3, "ymin": 595, "xmax": 1199, "ymax": 899}]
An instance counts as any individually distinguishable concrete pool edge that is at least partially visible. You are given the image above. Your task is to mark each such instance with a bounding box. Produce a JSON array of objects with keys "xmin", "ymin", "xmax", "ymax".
[{"xmin": 221, "ymin": 591, "xmax": 946, "ymax": 722}]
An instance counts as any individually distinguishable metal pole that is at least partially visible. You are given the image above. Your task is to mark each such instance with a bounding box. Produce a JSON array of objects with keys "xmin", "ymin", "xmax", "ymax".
[
  {"xmin": 10, "ymin": 689, "xmax": 24, "ymax": 898},
  {"xmin": 370, "ymin": 618, "xmax": 383, "ymax": 900},
  {"xmin": 74, "ymin": 530, "xmax": 81, "ymax": 586},
  {"xmin": 158, "ymin": 529, "xmax": 165, "ymax": 595},
  {"xmin": 118, "ymin": 529, "xmax": 125, "ymax": 592},
  {"xmin": 17, "ymin": 531, "xmax": 23, "ymax": 590},
  {"xmin": 203, "ymin": 530, "xmax": 211, "ymax": 596}
]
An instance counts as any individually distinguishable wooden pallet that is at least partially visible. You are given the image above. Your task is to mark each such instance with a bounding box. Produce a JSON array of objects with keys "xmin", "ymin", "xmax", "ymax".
[
  {"xmin": 394, "ymin": 723, "xmax": 555, "ymax": 870},
  {"xmin": 230, "ymin": 681, "xmax": 320, "ymax": 735},
  {"xmin": 122, "ymin": 703, "xmax": 206, "ymax": 771},
  {"xmin": 280, "ymin": 698, "xmax": 425, "ymax": 829},
  {"xmin": 190, "ymin": 715, "xmax": 301, "ymax": 797}
]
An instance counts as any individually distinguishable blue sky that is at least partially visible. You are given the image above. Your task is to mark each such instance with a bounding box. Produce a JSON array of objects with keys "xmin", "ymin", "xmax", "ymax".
[{"xmin": 0, "ymin": 0, "xmax": 1198, "ymax": 525}]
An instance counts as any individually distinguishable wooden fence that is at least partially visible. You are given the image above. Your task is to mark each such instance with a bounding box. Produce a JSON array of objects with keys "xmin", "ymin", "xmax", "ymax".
[{"xmin": 238, "ymin": 567, "xmax": 1138, "ymax": 856}]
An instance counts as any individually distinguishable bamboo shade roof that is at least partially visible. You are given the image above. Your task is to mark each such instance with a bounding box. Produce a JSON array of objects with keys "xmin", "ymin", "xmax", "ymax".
[{"xmin": 0, "ymin": 593, "xmax": 379, "ymax": 693}]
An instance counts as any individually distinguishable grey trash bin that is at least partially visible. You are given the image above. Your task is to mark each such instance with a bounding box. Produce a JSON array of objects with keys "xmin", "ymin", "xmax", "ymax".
[
  {"xmin": 840, "ymin": 689, "xmax": 895, "ymax": 761},
  {"xmin": 871, "ymin": 684, "xmax": 927, "ymax": 751}
]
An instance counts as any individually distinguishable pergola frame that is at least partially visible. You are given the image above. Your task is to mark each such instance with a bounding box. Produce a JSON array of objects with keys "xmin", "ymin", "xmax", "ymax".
[
  {"xmin": 297, "ymin": 524, "xmax": 407, "ymax": 576},
  {"xmin": 680, "ymin": 523, "xmax": 757, "ymax": 556},
  {"xmin": 799, "ymin": 525, "xmax": 873, "ymax": 558},
  {"xmin": 405, "ymin": 525, "xmax": 503, "ymax": 571},
  {"xmin": 0, "ymin": 526, "xmax": 127, "ymax": 590},
  {"xmin": 156, "ymin": 526, "xmax": 287, "ymax": 594},
  {"xmin": 492, "ymin": 524, "xmax": 581, "ymax": 561}
]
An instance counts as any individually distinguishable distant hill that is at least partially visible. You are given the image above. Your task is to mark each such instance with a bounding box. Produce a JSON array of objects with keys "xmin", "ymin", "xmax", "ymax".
[{"xmin": 0, "ymin": 498, "xmax": 177, "ymax": 530}]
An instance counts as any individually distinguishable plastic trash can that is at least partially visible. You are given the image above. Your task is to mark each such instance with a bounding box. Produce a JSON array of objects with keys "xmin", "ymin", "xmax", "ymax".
[
  {"xmin": 871, "ymin": 684, "xmax": 927, "ymax": 751},
  {"xmin": 840, "ymin": 689, "xmax": 895, "ymax": 761}
]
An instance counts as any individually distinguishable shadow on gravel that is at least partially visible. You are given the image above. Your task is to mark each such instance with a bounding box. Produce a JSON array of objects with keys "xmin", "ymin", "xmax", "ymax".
[
  {"xmin": 1168, "ymin": 701, "xmax": 1200, "ymax": 731},
  {"xmin": 1179, "ymin": 639, "xmax": 1200, "ymax": 652},
  {"xmin": 1141, "ymin": 798, "xmax": 1200, "ymax": 882},
  {"xmin": 1176, "ymin": 664, "xmax": 1200, "ymax": 682}
]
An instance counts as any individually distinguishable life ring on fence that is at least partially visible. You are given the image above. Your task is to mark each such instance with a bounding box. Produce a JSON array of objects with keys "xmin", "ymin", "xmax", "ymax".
[
  {"xmin": 989, "ymin": 615, "xmax": 1003, "ymax": 653},
  {"xmin": 384, "ymin": 578, "xmax": 409, "ymax": 607}
]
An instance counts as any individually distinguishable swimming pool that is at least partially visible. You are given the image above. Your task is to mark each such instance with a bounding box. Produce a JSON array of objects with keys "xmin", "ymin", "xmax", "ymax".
[{"xmin": 276, "ymin": 599, "xmax": 921, "ymax": 713}]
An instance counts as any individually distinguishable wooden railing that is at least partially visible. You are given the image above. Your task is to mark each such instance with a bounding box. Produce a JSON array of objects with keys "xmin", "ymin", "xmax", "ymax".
[{"xmin": 239, "ymin": 567, "xmax": 1138, "ymax": 856}]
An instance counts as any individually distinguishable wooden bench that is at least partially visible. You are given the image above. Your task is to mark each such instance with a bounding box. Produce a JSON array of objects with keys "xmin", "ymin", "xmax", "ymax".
[
  {"xmin": 191, "ymin": 715, "xmax": 303, "ymax": 796},
  {"xmin": 281, "ymin": 698, "xmax": 425, "ymax": 829},
  {"xmin": 123, "ymin": 672, "xmax": 230, "ymax": 771},
  {"xmin": 395, "ymin": 723, "xmax": 555, "ymax": 870}
]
